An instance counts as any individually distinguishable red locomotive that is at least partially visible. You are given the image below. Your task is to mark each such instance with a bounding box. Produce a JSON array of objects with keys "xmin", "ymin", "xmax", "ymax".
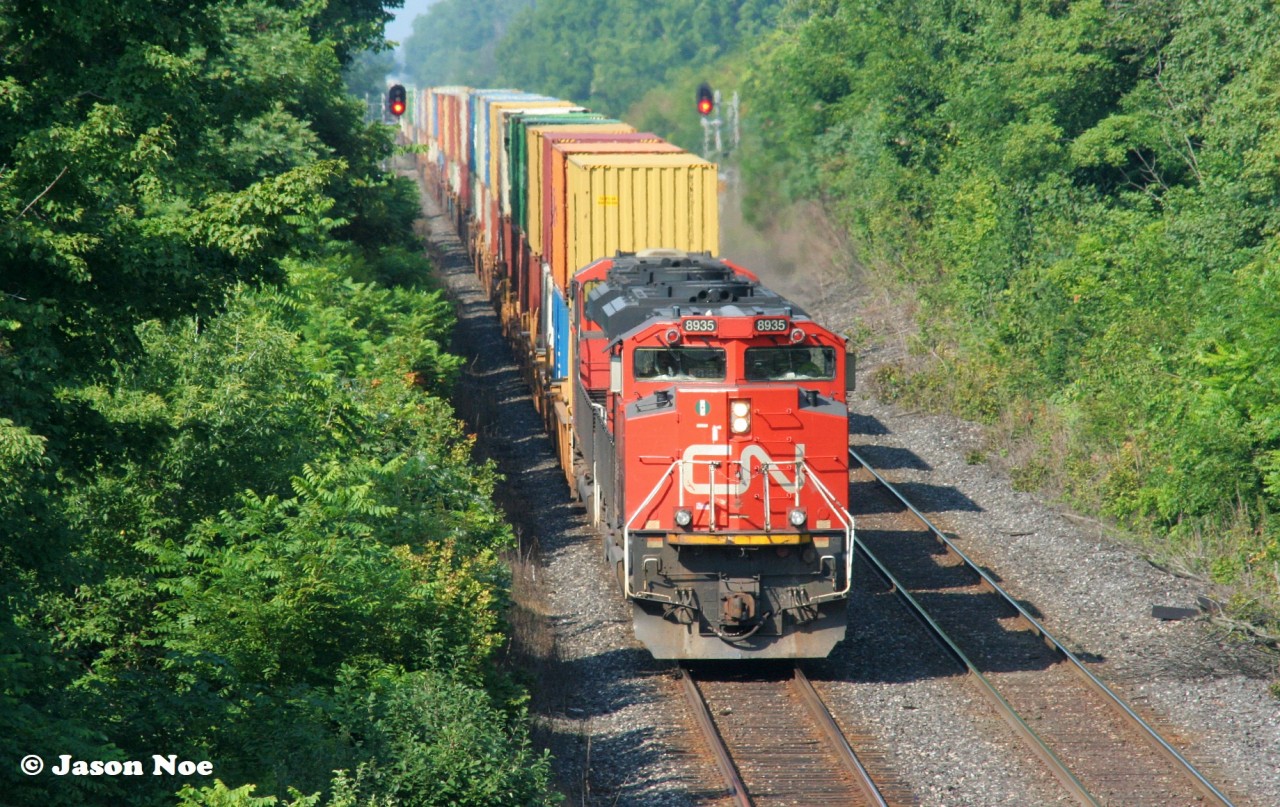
[
  {"xmin": 413, "ymin": 86, "xmax": 855, "ymax": 659},
  {"xmin": 569, "ymin": 250, "xmax": 854, "ymax": 658}
]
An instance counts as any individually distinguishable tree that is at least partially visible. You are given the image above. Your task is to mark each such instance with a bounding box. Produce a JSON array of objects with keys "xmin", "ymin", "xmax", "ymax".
[
  {"xmin": 740, "ymin": 0, "xmax": 1280, "ymax": 624},
  {"xmin": 3, "ymin": 1, "xmax": 556, "ymax": 804}
]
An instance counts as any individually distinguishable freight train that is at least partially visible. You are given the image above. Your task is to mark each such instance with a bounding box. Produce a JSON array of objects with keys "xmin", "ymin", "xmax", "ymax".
[{"xmin": 405, "ymin": 87, "xmax": 855, "ymax": 659}]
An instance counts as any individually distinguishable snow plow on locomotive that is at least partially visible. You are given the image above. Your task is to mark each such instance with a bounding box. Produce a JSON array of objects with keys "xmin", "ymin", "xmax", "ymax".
[{"xmin": 409, "ymin": 86, "xmax": 856, "ymax": 659}]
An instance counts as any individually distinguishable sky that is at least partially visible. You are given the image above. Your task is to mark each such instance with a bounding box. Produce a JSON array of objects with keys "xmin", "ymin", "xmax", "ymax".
[{"xmin": 384, "ymin": 0, "xmax": 442, "ymax": 49}]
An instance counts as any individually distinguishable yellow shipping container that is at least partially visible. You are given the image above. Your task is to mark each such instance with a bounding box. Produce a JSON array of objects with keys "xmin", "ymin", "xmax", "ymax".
[
  {"xmin": 487, "ymin": 100, "xmax": 577, "ymax": 211},
  {"xmin": 544, "ymin": 140, "xmax": 682, "ymax": 274},
  {"xmin": 525, "ymin": 123, "xmax": 634, "ymax": 256},
  {"xmin": 557, "ymin": 153, "xmax": 719, "ymax": 290}
]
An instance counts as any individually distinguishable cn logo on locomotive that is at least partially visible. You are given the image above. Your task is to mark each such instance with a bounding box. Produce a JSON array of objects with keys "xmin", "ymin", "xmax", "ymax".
[{"xmin": 679, "ymin": 444, "xmax": 807, "ymax": 495}]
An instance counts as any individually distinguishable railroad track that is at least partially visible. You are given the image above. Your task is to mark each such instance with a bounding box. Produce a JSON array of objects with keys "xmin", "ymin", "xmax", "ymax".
[
  {"xmin": 848, "ymin": 446, "xmax": 1237, "ymax": 806},
  {"xmin": 680, "ymin": 662, "xmax": 896, "ymax": 806}
]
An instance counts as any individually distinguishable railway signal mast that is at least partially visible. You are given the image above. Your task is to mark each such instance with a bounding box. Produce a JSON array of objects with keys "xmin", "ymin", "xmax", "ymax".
[{"xmin": 696, "ymin": 82, "xmax": 740, "ymax": 161}]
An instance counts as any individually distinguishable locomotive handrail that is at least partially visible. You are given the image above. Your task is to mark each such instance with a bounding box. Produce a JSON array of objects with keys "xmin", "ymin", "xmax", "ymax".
[
  {"xmin": 798, "ymin": 458, "xmax": 856, "ymax": 604},
  {"xmin": 672, "ymin": 456, "xmax": 728, "ymax": 513},
  {"xmin": 622, "ymin": 460, "xmax": 681, "ymax": 604},
  {"xmin": 622, "ymin": 456, "xmax": 855, "ymax": 605},
  {"xmin": 763, "ymin": 461, "xmax": 772, "ymax": 532},
  {"xmin": 753, "ymin": 461, "xmax": 805, "ymax": 531}
]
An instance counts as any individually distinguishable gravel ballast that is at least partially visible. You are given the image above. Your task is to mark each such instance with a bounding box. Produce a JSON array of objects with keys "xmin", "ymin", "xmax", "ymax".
[
  {"xmin": 744, "ymin": 202, "xmax": 1280, "ymax": 805},
  {"xmin": 418, "ymin": 176, "xmax": 1279, "ymax": 805},
  {"xmin": 840, "ymin": 397, "xmax": 1279, "ymax": 806},
  {"xmin": 415, "ymin": 186, "xmax": 721, "ymax": 806}
]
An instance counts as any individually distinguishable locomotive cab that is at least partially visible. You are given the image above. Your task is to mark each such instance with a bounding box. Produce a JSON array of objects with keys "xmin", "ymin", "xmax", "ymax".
[{"xmin": 571, "ymin": 251, "xmax": 855, "ymax": 659}]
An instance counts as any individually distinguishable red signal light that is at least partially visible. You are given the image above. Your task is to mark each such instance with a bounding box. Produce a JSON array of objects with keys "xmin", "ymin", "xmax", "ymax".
[
  {"xmin": 697, "ymin": 82, "xmax": 714, "ymax": 117},
  {"xmin": 388, "ymin": 84, "xmax": 407, "ymax": 118}
]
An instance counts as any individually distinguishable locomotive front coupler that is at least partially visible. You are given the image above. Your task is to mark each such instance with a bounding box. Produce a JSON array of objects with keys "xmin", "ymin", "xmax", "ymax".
[{"xmin": 718, "ymin": 576, "xmax": 760, "ymax": 627}]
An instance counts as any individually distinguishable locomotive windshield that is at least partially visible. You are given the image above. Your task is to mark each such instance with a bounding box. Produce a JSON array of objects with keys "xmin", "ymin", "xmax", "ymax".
[
  {"xmin": 744, "ymin": 346, "xmax": 837, "ymax": 381},
  {"xmin": 634, "ymin": 347, "xmax": 726, "ymax": 381}
]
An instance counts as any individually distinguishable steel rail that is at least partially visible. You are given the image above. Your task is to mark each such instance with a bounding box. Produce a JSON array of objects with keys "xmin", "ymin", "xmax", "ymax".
[
  {"xmin": 679, "ymin": 667, "xmax": 751, "ymax": 807},
  {"xmin": 848, "ymin": 446, "xmax": 1235, "ymax": 807},
  {"xmin": 851, "ymin": 524, "xmax": 1100, "ymax": 805},
  {"xmin": 791, "ymin": 665, "xmax": 888, "ymax": 807}
]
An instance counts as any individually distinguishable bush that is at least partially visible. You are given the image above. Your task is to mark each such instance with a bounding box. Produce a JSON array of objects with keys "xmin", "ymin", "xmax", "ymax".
[{"xmin": 741, "ymin": 0, "xmax": 1280, "ymax": 630}]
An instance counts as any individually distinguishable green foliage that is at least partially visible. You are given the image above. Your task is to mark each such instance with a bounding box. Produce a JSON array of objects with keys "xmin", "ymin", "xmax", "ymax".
[
  {"xmin": 343, "ymin": 48, "xmax": 397, "ymax": 102},
  {"xmin": 744, "ymin": 0, "xmax": 1280, "ymax": 624},
  {"xmin": 333, "ymin": 173, "xmax": 430, "ymax": 260},
  {"xmin": 622, "ymin": 55, "xmax": 753, "ymax": 154},
  {"xmin": 402, "ymin": 0, "xmax": 534, "ymax": 88},
  {"xmin": 401, "ymin": 0, "xmax": 778, "ymax": 117},
  {"xmin": 7, "ymin": 258, "xmax": 532, "ymax": 802},
  {"xmin": 177, "ymin": 780, "xmax": 321, "ymax": 807},
  {"xmin": 1, "ymin": 0, "xmax": 399, "ymax": 455},
  {"xmin": 176, "ymin": 669, "xmax": 556, "ymax": 807},
  {"xmin": 329, "ymin": 668, "xmax": 556, "ymax": 806},
  {"xmin": 2, "ymin": 1, "xmax": 553, "ymax": 805},
  {"xmin": 29, "ymin": 259, "xmax": 512, "ymax": 800}
]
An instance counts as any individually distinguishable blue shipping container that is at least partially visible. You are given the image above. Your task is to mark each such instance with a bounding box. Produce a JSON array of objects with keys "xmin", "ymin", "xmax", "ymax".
[{"xmin": 551, "ymin": 284, "xmax": 570, "ymax": 381}]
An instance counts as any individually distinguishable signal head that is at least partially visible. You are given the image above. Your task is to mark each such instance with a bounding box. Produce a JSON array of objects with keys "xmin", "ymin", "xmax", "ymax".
[
  {"xmin": 696, "ymin": 82, "xmax": 714, "ymax": 116},
  {"xmin": 388, "ymin": 84, "xmax": 406, "ymax": 118}
]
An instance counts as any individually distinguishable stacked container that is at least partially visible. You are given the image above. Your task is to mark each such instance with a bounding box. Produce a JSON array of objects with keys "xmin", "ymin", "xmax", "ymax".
[
  {"xmin": 506, "ymin": 117, "xmax": 634, "ymax": 329},
  {"xmin": 526, "ymin": 126, "xmax": 637, "ymax": 259},
  {"xmin": 417, "ymin": 86, "xmax": 720, "ymax": 388},
  {"xmin": 469, "ymin": 92, "xmax": 546, "ymax": 270},
  {"xmin": 555, "ymin": 152, "xmax": 718, "ymax": 289}
]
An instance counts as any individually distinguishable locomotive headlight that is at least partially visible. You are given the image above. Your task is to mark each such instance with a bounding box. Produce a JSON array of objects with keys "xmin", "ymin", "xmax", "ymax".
[
  {"xmin": 729, "ymin": 399, "xmax": 751, "ymax": 434},
  {"xmin": 788, "ymin": 507, "xmax": 807, "ymax": 527},
  {"xmin": 674, "ymin": 508, "xmax": 693, "ymax": 528}
]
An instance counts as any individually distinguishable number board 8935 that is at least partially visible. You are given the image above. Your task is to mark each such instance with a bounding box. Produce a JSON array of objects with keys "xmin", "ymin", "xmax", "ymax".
[
  {"xmin": 754, "ymin": 317, "xmax": 790, "ymax": 333},
  {"xmin": 681, "ymin": 318, "xmax": 717, "ymax": 333}
]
